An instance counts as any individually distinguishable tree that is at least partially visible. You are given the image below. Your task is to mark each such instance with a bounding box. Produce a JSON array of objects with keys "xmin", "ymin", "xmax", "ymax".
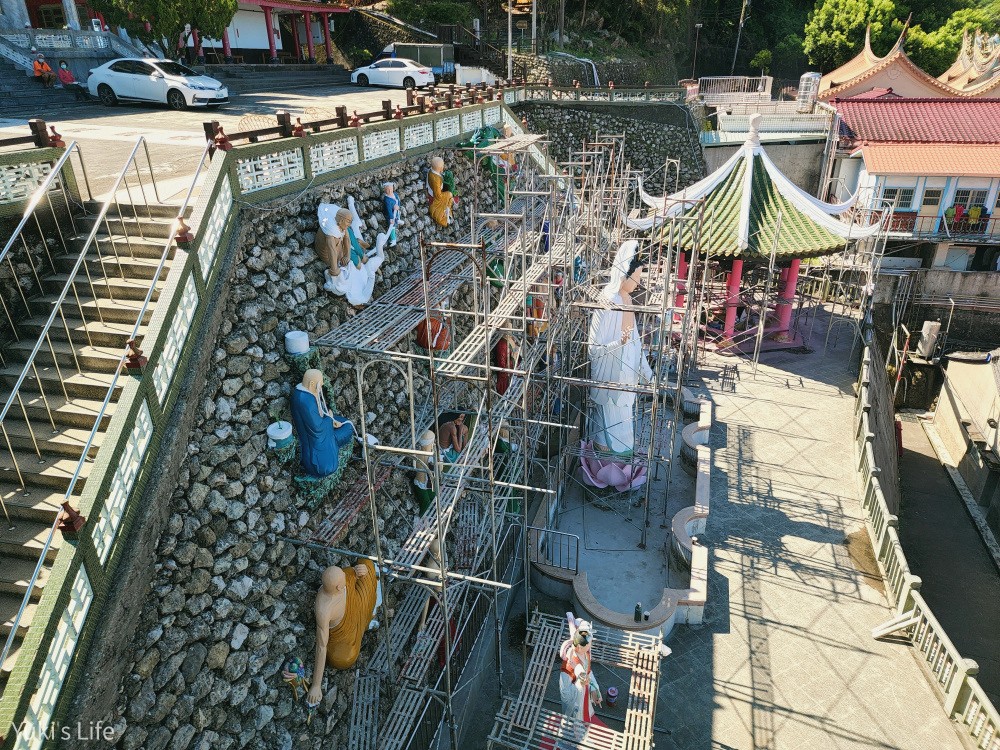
[
  {"xmin": 905, "ymin": 7, "xmax": 994, "ymax": 75},
  {"xmin": 803, "ymin": 0, "xmax": 898, "ymax": 70},
  {"xmin": 750, "ymin": 48, "xmax": 772, "ymax": 73},
  {"xmin": 90, "ymin": 0, "xmax": 237, "ymax": 45}
]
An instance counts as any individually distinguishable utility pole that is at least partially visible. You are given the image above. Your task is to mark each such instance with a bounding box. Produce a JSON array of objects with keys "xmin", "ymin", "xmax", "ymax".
[
  {"xmin": 692, "ymin": 22, "xmax": 702, "ymax": 79},
  {"xmin": 558, "ymin": 0, "xmax": 565, "ymax": 49},
  {"xmin": 507, "ymin": 0, "xmax": 513, "ymax": 78},
  {"xmin": 731, "ymin": 0, "xmax": 749, "ymax": 75},
  {"xmin": 531, "ymin": 0, "xmax": 537, "ymax": 56}
]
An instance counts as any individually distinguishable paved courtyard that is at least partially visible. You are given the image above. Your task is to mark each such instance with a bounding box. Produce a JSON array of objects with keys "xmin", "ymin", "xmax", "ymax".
[{"xmin": 655, "ymin": 334, "xmax": 966, "ymax": 749}]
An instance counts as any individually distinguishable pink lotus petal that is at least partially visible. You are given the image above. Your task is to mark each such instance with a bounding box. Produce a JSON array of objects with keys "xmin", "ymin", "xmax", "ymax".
[{"xmin": 579, "ymin": 441, "xmax": 648, "ymax": 491}]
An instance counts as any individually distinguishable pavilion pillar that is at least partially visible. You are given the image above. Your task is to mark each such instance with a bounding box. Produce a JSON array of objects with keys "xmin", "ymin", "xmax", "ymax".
[
  {"xmin": 723, "ymin": 258, "xmax": 743, "ymax": 341},
  {"xmin": 322, "ymin": 14, "xmax": 333, "ymax": 64},
  {"xmin": 262, "ymin": 7, "xmax": 277, "ymax": 63},
  {"xmin": 675, "ymin": 251, "xmax": 689, "ymax": 315},
  {"xmin": 775, "ymin": 258, "xmax": 801, "ymax": 338},
  {"xmin": 303, "ymin": 12, "xmax": 315, "ymax": 62},
  {"xmin": 291, "ymin": 15, "xmax": 301, "ymax": 61},
  {"xmin": 222, "ymin": 28, "xmax": 233, "ymax": 63},
  {"xmin": 192, "ymin": 27, "xmax": 204, "ymax": 63}
]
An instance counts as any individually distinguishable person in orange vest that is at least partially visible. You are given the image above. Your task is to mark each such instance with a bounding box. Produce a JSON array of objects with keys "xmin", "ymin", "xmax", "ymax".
[{"xmin": 33, "ymin": 52, "xmax": 55, "ymax": 87}]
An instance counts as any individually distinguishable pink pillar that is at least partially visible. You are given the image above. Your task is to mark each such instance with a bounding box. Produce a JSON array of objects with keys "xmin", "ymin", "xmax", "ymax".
[
  {"xmin": 222, "ymin": 28, "xmax": 232, "ymax": 61},
  {"xmin": 291, "ymin": 16, "xmax": 301, "ymax": 60},
  {"xmin": 191, "ymin": 28, "xmax": 203, "ymax": 62},
  {"xmin": 675, "ymin": 252, "xmax": 689, "ymax": 314},
  {"xmin": 775, "ymin": 258, "xmax": 801, "ymax": 335},
  {"xmin": 303, "ymin": 12, "xmax": 314, "ymax": 62},
  {"xmin": 723, "ymin": 259, "xmax": 743, "ymax": 340},
  {"xmin": 322, "ymin": 13, "xmax": 332, "ymax": 64},
  {"xmin": 262, "ymin": 7, "xmax": 277, "ymax": 62}
]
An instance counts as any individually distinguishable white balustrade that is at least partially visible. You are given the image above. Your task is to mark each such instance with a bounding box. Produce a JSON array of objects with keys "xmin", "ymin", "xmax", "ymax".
[
  {"xmin": 236, "ymin": 149, "xmax": 305, "ymax": 193},
  {"xmin": 362, "ymin": 128, "xmax": 401, "ymax": 161},
  {"xmin": 152, "ymin": 274, "xmax": 199, "ymax": 404},
  {"xmin": 309, "ymin": 138, "xmax": 359, "ymax": 175},
  {"xmin": 198, "ymin": 175, "xmax": 232, "ymax": 278}
]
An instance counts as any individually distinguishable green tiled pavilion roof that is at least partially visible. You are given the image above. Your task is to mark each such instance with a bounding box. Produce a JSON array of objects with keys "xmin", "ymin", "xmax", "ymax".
[{"xmin": 645, "ymin": 118, "xmax": 881, "ymax": 259}]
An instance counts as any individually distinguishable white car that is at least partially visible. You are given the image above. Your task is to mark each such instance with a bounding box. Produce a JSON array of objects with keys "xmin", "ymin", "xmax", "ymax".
[
  {"xmin": 350, "ymin": 58, "xmax": 434, "ymax": 89},
  {"xmin": 88, "ymin": 58, "xmax": 228, "ymax": 110}
]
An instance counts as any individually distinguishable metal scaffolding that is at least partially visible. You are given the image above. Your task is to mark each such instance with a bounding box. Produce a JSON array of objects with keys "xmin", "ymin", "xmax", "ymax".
[{"xmin": 296, "ymin": 124, "xmax": 704, "ymax": 749}]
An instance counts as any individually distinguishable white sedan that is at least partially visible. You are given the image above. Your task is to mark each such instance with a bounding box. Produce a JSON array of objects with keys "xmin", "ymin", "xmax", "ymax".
[
  {"xmin": 350, "ymin": 58, "xmax": 434, "ymax": 89},
  {"xmin": 88, "ymin": 58, "xmax": 229, "ymax": 110}
]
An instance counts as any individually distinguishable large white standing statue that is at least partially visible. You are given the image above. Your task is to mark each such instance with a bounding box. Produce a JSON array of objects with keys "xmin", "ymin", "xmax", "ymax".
[{"xmin": 581, "ymin": 240, "xmax": 653, "ymax": 491}]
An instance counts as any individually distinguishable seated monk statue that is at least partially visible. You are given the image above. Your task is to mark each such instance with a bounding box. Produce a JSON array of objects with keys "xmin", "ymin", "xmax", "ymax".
[
  {"xmin": 436, "ymin": 412, "xmax": 469, "ymax": 462},
  {"xmin": 289, "ymin": 368, "xmax": 355, "ymax": 477},
  {"xmin": 426, "ymin": 156, "xmax": 455, "ymax": 227},
  {"xmin": 309, "ymin": 559, "xmax": 378, "ymax": 706}
]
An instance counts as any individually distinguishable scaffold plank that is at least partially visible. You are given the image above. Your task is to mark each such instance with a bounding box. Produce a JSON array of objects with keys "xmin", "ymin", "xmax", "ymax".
[
  {"xmin": 508, "ymin": 612, "xmax": 564, "ymax": 731},
  {"xmin": 368, "ymin": 585, "xmax": 431, "ymax": 675},
  {"xmin": 378, "ymin": 686, "xmax": 427, "ymax": 750},
  {"xmin": 308, "ymin": 465, "xmax": 392, "ymax": 547},
  {"xmin": 452, "ymin": 497, "xmax": 480, "ymax": 573},
  {"xmin": 347, "ymin": 671, "xmax": 380, "ymax": 750}
]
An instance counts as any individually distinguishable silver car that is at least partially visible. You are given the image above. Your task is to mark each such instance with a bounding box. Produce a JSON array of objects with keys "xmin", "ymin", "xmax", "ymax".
[{"xmin": 88, "ymin": 58, "xmax": 229, "ymax": 110}]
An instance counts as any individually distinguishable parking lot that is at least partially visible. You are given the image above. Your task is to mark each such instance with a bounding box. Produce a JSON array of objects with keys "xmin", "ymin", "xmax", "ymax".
[{"xmin": 0, "ymin": 75, "xmax": 412, "ymax": 199}]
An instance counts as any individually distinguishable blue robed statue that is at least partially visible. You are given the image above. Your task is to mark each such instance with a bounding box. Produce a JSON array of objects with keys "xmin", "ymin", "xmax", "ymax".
[{"xmin": 290, "ymin": 369, "xmax": 355, "ymax": 477}]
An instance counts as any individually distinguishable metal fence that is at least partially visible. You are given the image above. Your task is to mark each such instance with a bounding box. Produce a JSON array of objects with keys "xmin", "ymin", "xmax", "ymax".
[
  {"xmin": 855, "ymin": 342, "xmax": 1000, "ymax": 750},
  {"xmin": 863, "ymin": 337, "xmax": 901, "ymax": 515}
]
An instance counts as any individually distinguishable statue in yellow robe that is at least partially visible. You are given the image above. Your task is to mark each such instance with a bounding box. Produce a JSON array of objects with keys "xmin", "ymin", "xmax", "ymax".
[
  {"xmin": 427, "ymin": 156, "xmax": 454, "ymax": 227},
  {"xmin": 308, "ymin": 559, "xmax": 378, "ymax": 706}
]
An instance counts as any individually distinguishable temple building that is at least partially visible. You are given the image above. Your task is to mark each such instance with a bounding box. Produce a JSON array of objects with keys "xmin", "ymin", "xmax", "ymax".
[{"xmin": 818, "ymin": 23, "xmax": 1000, "ymax": 100}]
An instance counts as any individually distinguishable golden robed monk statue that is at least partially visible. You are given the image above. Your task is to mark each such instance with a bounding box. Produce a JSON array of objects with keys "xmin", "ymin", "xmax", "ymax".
[{"xmin": 308, "ymin": 560, "xmax": 378, "ymax": 706}]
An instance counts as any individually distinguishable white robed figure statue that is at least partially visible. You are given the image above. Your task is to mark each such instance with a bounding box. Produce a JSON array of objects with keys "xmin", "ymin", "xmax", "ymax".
[
  {"xmin": 558, "ymin": 612, "xmax": 604, "ymax": 737},
  {"xmin": 580, "ymin": 239, "xmax": 653, "ymax": 491},
  {"xmin": 318, "ymin": 196, "xmax": 388, "ymax": 306}
]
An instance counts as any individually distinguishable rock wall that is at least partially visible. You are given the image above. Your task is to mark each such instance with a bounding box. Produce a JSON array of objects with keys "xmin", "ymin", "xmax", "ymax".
[
  {"xmin": 516, "ymin": 53, "xmax": 678, "ymax": 87},
  {"xmin": 91, "ymin": 151, "xmax": 500, "ymax": 750},
  {"xmin": 514, "ymin": 102, "xmax": 705, "ymax": 188}
]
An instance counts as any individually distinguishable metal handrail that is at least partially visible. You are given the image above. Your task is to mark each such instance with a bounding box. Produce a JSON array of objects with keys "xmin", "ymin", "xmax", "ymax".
[
  {"xmin": 0, "ymin": 140, "xmax": 93, "ymax": 267},
  {"xmin": 0, "ymin": 136, "xmax": 164, "ymax": 672}
]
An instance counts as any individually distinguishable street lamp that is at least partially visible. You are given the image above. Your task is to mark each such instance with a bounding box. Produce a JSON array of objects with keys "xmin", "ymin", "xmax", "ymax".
[{"xmin": 692, "ymin": 23, "xmax": 702, "ymax": 80}]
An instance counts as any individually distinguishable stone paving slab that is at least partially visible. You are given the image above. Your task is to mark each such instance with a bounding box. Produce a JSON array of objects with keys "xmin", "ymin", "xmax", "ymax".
[{"xmin": 655, "ymin": 342, "xmax": 965, "ymax": 750}]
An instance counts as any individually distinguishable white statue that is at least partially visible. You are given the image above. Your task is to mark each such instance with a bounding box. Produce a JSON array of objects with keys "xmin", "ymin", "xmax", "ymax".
[
  {"xmin": 559, "ymin": 612, "xmax": 602, "ymax": 734},
  {"xmin": 581, "ymin": 240, "xmax": 652, "ymax": 491},
  {"xmin": 316, "ymin": 196, "xmax": 388, "ymax": 306}
]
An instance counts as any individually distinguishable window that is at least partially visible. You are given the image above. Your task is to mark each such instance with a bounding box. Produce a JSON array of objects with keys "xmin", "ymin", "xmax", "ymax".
[
  {"xmin": 132, "ymin": 61, "xmax": 155, "ymax": 76},
  {"xmin": 372, "ymin": 61, "xmax": 391, "ymax": 68},
  {"xmin": 389, "ymin": 61, "xmax": 407, "ymax": 68},
  {"xmin": 883, "ymin": 187, "xmax": 914, "ymax": 209},
  {"xmin": 953, "ymin": 188, "xmax": 988, "ymax": 208},
  {"xmin": 109, "ymin": 60, "xmax": 133, "ymax": 73},
  {"xmin": 921, "ymin": 188, "xmax": 942, "ymax": 207},
  {"xmin": 155, "ymin": 61, "xmax": 197, "ymax": 76},
  {"xmin": 995, "ymin": 191, "xmax": 1000, "ymax": 209}
]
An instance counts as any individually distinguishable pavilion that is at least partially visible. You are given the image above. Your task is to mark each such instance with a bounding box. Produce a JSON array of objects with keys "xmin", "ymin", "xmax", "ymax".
[{"xmin": 638, "ymin": 114, "xmax": 883, "ymax": 348}]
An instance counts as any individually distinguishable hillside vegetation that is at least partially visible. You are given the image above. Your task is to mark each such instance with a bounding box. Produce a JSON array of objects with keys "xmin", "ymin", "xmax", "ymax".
[{"xmin": 385, "ymin": 0, "xmax": 1000, "ymax": 81}]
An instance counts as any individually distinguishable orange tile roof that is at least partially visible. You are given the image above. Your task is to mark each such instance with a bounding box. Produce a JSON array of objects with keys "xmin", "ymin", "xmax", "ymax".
[{"xmin": 860, "ymin": 143, "xmax": 1000, "ymax": 176}]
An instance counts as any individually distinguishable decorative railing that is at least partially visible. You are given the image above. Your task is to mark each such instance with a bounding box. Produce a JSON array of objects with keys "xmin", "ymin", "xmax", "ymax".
[
  {"xmin": 885, "ymin": 212, "xmax": 1000, "ymax": 240},
  {"xmin": 855, "ymin": 342, "xmax": 1000, "ymax": 749},
  {"xmin": 692, "ymin": 76, "xmax": 774, "ymax": 105},
  {"xmin": 422, "ymin": 81, "xmax": 686, "ymax": 104},
  {"xmin": 0, "ymin": 98, "xmax": 555, "ymax": 740},
  {"xmin": 527, "ymin": 525, "xmax": 579, "ymax": 574}
]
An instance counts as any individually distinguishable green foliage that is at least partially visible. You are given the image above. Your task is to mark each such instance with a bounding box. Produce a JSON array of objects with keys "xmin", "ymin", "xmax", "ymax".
[
  {"xmin": 750, "ymin": 48, "xmax": 773, "ymax": 72},
  {"xmin": 906, "ymin": 7, "xmax": 994, "ymax": 74},
  {"xmin": 90, "ymin": 0, "xmax": 237, "ymax": 43},
  {"xmin": 388, "ymin": 0, "xmax": 471, "ymax": 26},
  {"xmin": 803, "ymin": 0, "xmax": 898, "ymax": 70}
]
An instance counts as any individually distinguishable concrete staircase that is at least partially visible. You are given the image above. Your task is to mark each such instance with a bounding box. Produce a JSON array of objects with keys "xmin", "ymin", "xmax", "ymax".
[
  {"xmin": 0, "ymin": 59, "xmax": 81, "ymax": 114},
  {"xmin": 199, "ymin": 63, "xmax": 351, "ymax": 94},
  {"xmin": 0, "ymin": 200, "xmax": 182, "ymax": 691}
]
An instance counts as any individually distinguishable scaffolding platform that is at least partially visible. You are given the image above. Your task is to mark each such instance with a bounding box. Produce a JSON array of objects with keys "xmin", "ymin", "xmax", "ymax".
[
  {"xmin": 487, "ymin": 612, "xmax": 664, "ymax": 750},
  {"xmin": 307, "ymin": 464, "xmax": 393, "ymax": 547},
  {"xmin": 347, "ymin": 671, "xmax": 381, "ymax": 750},
  {"xmin": 368, "ymin": 584, "xmax": 432, "ymax": 675},
  {"xmin": 379, "ymin": 686, "xmax": 430, "ymax": 750}
]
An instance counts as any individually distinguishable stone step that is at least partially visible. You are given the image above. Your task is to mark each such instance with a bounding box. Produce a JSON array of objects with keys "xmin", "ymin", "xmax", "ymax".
[
  {"xmin": 0, "ymin": 593, "xmax": 35, "ymax": 640},
  {"xmin": 0, "ymin": 481, "xmax": 65, "ymax": 524},
  {"xmin": 81, "ymin": 201, "xmax": 189, "ymax": 221},
  {"xmin": 43, "ymin": 273, "xmax": 164, "ymax": 301},
  {"xmin": 4, "ymin": 340, "xmax": 131, "ymax": 374},
  {"xmin": 0, "ymin": 518, "xmax": 61, "ymax": 563},
  {"xmin": 0, "ymin": 555, "xmax": 50, "ymax": 602},
  {"xmin": 0, "ymin": 448, "xmax": 91, "ymax": 494},
  {"xmin": 49, "ymin": 295, "xmax": 155, "ymax": 326},
  {"xmin": 91, "ymin": 215, "xmax": 176, "ymax": 240},
  {"xmin": 0, "ymin": 392, "xmax": 116, "ymax": 432},
  {"xmin": 0, "ymin": 632, "xmax": 22, "ymax": 691},
  {"xmin": 20, "ymin": 314, "xmax": 145, "ymax": 349},
  {"xmin": 52, "ymin": 251, "xmax": 172, "ymax": 282},
  {"xmin": 0, "ymin": 365, "xmax": 120, "ymax": 401},
  {"xmin": 0, "ymin": 418, "xmax": 105, "ymax": 459},
  {"xmin": 86, "ymin": 233, "xmax": 177, "ymax": 261}
]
